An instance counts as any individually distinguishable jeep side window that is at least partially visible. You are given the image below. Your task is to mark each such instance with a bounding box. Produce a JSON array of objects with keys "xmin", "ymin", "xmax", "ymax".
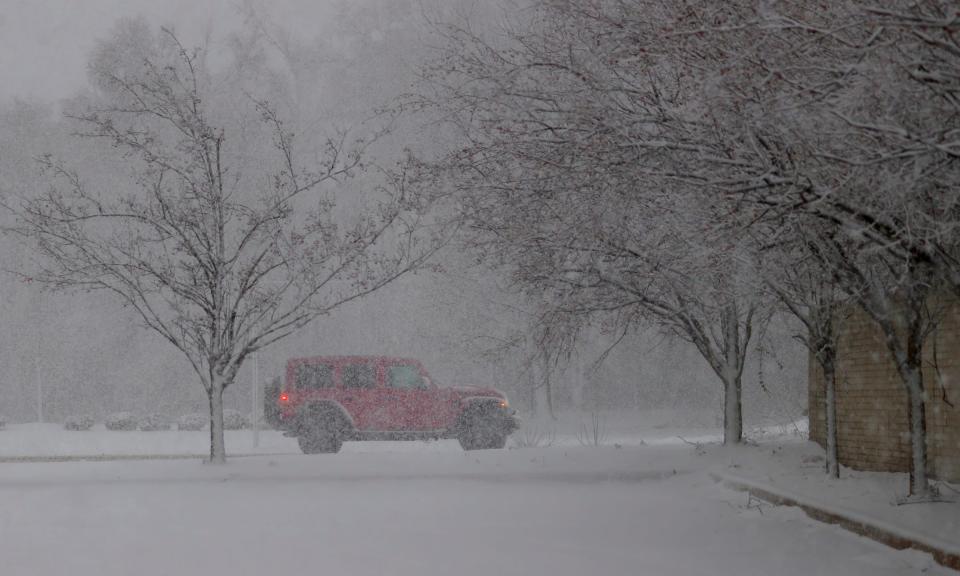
[
  {"xmin": 387, "ymin": 365, "xmax": 427, "ymax": 390},
  {"xmin": 342, "ymin": 363, "xmax": 376, "ymax": 389},
  {"xmin": 295, "ymin": 363, "xmax": 333, "ymax": 389}
]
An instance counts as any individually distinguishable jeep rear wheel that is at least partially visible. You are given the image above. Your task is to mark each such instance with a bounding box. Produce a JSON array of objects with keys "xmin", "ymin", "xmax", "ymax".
[
  {"xmin": 457, "ymin": 409, "xmax": 507, "ymax": 451},
  {"xmin": 296, "ymin": 404, "xmax": 350, "ymax": 454},
  {"xmin": 297, "ymin": 428, "xmax": 342, "ymax": 454}
]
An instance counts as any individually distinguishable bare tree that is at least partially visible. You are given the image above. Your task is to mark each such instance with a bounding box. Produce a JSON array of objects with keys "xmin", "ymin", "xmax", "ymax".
[
  {"xmin": 593, "ymin": 0, "xmax": 959, "ymax": 496},
  {"xmin": 720, "ymin": 0, "xmax": 960, "ymax": 497},
  {"xmin": 762, "ymin": 225, "xmax": 850, "ymax": 478},
  {"xmin": 13, "ymin": 21, "xmax": 446, "ymax": 463},
  {"xmin": 811, "ymin": 231, "xmax": 944, "ymax": 496},
  {"xmin": 412, "ymin": 0, "xmax": 775, "ymax": 444},
  {"xmin": 412, "ymin": 0, "xmax": 954, "ymax": 470}
]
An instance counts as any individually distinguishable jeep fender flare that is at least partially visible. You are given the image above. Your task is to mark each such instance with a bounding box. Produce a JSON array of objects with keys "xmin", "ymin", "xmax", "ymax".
[
  {"xmin": 454, "ymin": 397, "xmax": 503, "ymax": 430},
  {"xmin": 296, "ymin": 400, "xmax": 356, "ymax": 431}
]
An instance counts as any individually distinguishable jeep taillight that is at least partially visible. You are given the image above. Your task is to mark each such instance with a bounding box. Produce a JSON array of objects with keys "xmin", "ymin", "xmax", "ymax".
[{"xmin": 279, "ymin": 392, "xmax": 290, "ymax": 404}]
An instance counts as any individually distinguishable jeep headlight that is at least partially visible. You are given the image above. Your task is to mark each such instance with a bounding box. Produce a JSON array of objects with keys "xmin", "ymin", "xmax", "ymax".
[{"xmin": 499, "ymin": 398, "xmax": 509, "ymax": 409}]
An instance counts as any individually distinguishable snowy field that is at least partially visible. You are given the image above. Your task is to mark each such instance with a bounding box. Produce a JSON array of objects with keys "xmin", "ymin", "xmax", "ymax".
[
  {"xmin": 0, "ymin": 423, "xmax": 299, "ymax": 459},
  {"xmin": 0, "ymin": 409, "xmax": 799, "ymax": 459},
  {"xmin": 718, "ymin": 441, "xmax": 960, "ymax": 561},
  {"xmin": 0, "ymin": 435, "xmax": 955, "ymax": 575}
]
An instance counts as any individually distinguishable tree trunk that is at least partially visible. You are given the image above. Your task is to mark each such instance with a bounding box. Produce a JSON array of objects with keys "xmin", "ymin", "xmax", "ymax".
[
  {"xmin": 906, "ymin": 370, "xmax": 930, "ymax": 497},
  {"xmin": 722, "ymin": 369, "xmax": 743, "ymax": 445},
  {"xmin": 877, "ymin": 313, "xmax": 931, "ymax": 497},
  {"xmin": 528, "ymin": 367, "xmax": 538, "ymax": 416},
  {"xmin": 882, "ymin": 281, "xmax": 932, "ymax": 498},
  {"xmin": 822, "ymin": 352, "xmax": 839, "ymax": 478},
  {"xmin": 721, "ymin": 304, "xmax": 744, "ymax": 445},
  {"xmin": 207, "ymin": 381, "xmax": 226, "ymax": 464},
  {"xmin": 902, "ymin": 308, "xmax": 931, "ymax": 498},
  {"xmin": 574, "ymin": 352, "xmax": 586, "ymax": 410},
  {"xmin": 544, "ymin": 372, "xmax": 556, "ymax": 420},
  {"xmin": 542, "ymin": 347, "xmax": 556, "ymax": 420}
]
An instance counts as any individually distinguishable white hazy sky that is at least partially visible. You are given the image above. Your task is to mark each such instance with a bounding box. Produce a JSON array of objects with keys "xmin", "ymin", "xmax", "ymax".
[{"xmin": 0, "ymin": 0, "xmax": 342, "ymax": 103}]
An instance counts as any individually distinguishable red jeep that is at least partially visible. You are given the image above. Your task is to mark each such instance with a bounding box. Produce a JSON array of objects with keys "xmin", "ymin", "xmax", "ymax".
[{"xmin": 274, "ymin": 356, "xmax": 519, "ymax": 454}]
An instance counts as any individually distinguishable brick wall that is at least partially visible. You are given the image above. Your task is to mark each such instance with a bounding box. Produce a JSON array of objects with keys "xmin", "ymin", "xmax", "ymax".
[
  {"xmin": 925, "ymin": 298, "xmax": 960, "ymax": 480},
  {"xmin": 809, "ymin": 301, "xmax": 960, "ymax": 482}
]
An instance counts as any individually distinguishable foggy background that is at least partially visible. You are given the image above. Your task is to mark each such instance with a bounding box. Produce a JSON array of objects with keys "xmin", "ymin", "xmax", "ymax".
[{"xmin": 0, "ymin": 0, "xmax": 806, "ymax": 425}]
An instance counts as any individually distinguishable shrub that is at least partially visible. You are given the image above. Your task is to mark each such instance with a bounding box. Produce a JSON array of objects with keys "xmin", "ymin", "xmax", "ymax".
[
  {"xmin": 64, "ymin": 415, "xmax": 95, "ymax": 431},
  {"xmin": 104, "ymin": 412, "xmax": 138, "ymax": 431},
  {"xmin": 178, "ymin": 413, "xmax": 207, "ymax": 431},
  {"xmin": 222, "ymin": 409, "xmax": 248, "ymax": 430},
  {"xmin": 510, "ymin": 424, "xmax": 556, "ymax": 449},
  {"xmin": 139, "ymin": 413, "xmax": 171, "ymax": 431},
  {"xmin": 576, "ymin": 411, "xmax": 608, "ymax": 447}
]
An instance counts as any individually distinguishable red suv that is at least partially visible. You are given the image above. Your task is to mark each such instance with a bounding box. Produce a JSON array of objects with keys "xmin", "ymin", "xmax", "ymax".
[{"xmin": 273, "ymin": 356, "xmax": 519, "ymax": 454}]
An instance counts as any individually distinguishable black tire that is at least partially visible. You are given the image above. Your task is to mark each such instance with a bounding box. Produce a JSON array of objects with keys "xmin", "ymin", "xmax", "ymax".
[
  {"xmin": 297, "ymin": 429, "xmax": 342, "ymax": 454},
  {"xmin": 296, "ymin": 404, "xmax": 349, "ymax": 455},
  {"xmin": 457, "ymin": 407, "xmax": 508, "ymax": 451}
]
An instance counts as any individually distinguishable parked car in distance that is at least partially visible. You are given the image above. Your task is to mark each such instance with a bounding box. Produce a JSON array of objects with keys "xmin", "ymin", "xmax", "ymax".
[{"xmin": 272, "ymin": 356, "xmax": 518, "ymax": 454}]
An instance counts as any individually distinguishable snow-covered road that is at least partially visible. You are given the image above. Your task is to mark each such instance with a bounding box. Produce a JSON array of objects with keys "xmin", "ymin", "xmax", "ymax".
[{"xmin": 0, "ymin": 445, "xmax": 952, "ymax": 576}]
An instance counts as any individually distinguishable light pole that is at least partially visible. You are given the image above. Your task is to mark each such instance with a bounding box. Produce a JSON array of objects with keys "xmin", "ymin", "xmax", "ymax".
[
  {"xmin": 35, "ymin": 349, "xmax": 43, "ymax": 424},
  {"xmin": 26, "ymin": 279, "xmax": 44, "ymax": 424},
  {"xmin": 251, "ymin": 347, "xmax": 260, "ymax": 448}
]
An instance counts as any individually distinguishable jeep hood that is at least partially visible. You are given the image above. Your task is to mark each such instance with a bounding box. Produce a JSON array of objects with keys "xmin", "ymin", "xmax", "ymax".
[{"xmin": 448, "ymin": 385, "xmax": 504, "ymax": 398}]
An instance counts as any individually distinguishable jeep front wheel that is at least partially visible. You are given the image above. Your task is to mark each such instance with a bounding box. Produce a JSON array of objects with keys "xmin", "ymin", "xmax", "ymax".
[{"xmin": 457, "ymin": 410, "xmax": 507, "ymax": 451}]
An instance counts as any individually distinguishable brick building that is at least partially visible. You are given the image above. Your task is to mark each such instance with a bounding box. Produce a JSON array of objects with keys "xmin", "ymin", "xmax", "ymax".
[{"xmin": 809, "ymin": 302, "xmax": 960, "ymax": 482}]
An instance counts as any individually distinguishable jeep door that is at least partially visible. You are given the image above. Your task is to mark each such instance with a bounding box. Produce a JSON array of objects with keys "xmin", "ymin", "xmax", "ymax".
[
  {"xmin": 335, "ymin": 360, "xmax": 382, "ymax": 430},
  {"xmin": 381, "ymin": 361, "xmax": 450, "ymax": 430}
]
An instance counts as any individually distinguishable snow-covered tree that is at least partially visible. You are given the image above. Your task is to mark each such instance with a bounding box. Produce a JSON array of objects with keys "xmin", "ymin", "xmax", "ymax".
[
  {"xmin": 702, "ymin": 0, "xmax": 960, "ymax": 496},
  {"xmin": 412, "ymin": 0, "xmax": 777, "ymax": 444},
  {"xmin": 762, "ymin": 224, "xmax": 850, "ymax": 478},
  {"xmin": 13, "ymin": 20, "xmax": 446, "ymax": 463}
]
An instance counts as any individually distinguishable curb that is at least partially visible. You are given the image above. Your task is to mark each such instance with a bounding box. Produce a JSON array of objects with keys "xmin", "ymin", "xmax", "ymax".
[{"xmin": 712, "ymin": 472, "xmax": 960, "ymax": 571}]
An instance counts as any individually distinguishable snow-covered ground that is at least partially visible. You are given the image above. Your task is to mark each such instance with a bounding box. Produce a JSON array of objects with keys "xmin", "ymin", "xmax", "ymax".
[
  {"xmin": 0, "ymin": 423, "xmax": 298, "ymax": 458},
  {"xmin": 507, "ymin": 409, "xmax": 807, "ymax": 448},
  {"xmin": 715, "ymin": 441, "xmax": 960, "ymax": 561},
  {"xmin": 0, "ymin": 409, "xmax": 803, "ymax": 458},
  {"xmin": 0, "ymin": 422, "xmax": 955, "ymax": 576}
]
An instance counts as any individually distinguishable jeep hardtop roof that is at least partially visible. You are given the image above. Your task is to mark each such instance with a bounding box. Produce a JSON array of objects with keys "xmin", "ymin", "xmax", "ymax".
[{"xmin": 286, "ymin": 355, "xmax": 424, "ymax": 366}]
